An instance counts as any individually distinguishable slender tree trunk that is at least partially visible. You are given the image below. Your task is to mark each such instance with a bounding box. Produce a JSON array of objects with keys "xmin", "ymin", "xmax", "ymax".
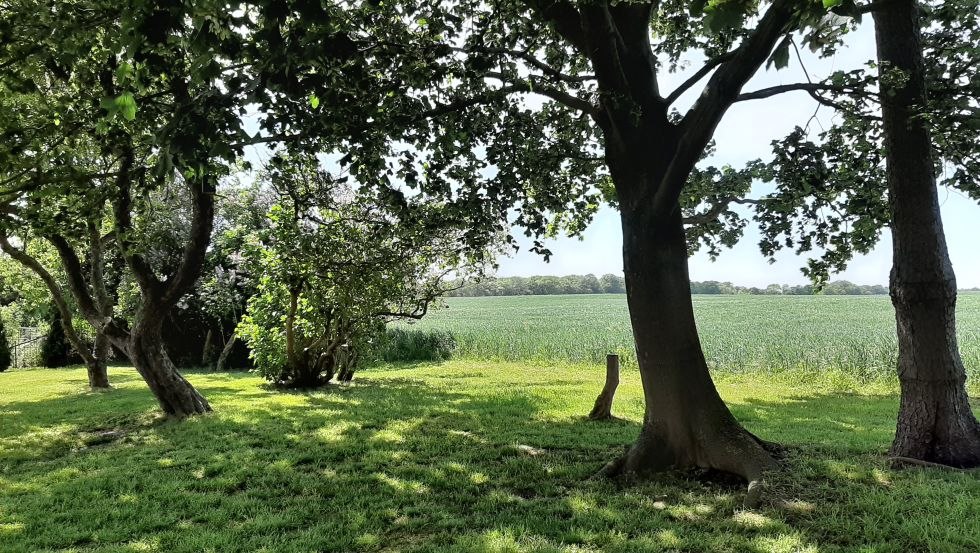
[
  {"xmin": 602, "ymin": 205, "xmax": 775, "ymax": 494},
  {"xmin": 589, "ymin": 354, "xmax": 620, "ymax": 420},
  {"xmin": 201, "ymin": 329, "xmax": 214, "ymax": 366},
  {"xmin": 86, "ymin": 330, "xmax": 111, "ymax": 389},
  {"xmin": 129, "ymin": 317, "xmax": 211, "ymax": 417},
  {"xmin": 874, "ymin": 0, "xmax": 980, "ymax": 466},
  {"xmin": 215, "ymin": 330, "xmax": 236, "ymax": 371}
]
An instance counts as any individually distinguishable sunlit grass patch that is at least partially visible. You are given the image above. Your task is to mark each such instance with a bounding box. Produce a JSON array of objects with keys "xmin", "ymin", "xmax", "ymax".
[{"xmin": 0, "ymin": 362, "xmax": 978, "ymax": 552}]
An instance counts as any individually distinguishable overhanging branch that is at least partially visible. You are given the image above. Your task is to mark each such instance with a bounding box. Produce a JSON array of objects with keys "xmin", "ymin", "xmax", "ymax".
[{"xmin": 486, "ymin": 72, "xmax": 597, "ymax": 115}]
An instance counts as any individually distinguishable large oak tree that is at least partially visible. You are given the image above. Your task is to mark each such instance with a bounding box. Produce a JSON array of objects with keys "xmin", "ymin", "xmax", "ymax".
[{"xmin": 244, "ymin": 0, "xmax": 852, "ymax": 500}]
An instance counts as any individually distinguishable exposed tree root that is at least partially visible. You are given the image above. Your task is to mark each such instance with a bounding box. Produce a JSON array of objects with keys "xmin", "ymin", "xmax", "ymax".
[
  {"xmin": 887, "ymin": 456, "xmax": 980, "ymax": 471},
  {"xmin": 597, "ymin": 423, "xmax": 779, "ymax": 509}
]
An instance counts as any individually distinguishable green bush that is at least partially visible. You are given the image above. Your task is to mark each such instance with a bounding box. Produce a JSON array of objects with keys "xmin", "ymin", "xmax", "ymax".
[
  {"xmin": 40, "ymin": 309, "xmax": 73, "ymax": 368},
  {"xmin": 375, "ymin": 328, "xmax": 456, "ymax": 363},
  {"xmin": 0, "ymin": 318, "xmax": 10, "ymax": 372}
]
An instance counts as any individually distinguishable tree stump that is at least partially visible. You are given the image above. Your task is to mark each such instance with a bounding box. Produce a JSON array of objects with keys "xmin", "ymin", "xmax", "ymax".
[{"xmin": 588, "ymin": 354, "xmax": 620, "ymax": 420}]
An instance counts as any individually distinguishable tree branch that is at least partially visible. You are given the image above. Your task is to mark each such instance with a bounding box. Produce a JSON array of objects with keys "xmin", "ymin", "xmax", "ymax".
[
  {"xmin": 87, "ymin": 217, "xmax": 112, "ymax": 313},
  {"xmin": 665, "ymin": 51, "xmax": 738, "ymax": 106},
  {"xmin": 0, "ymin": 233, "xmax": 96, "ymax": 366},
  {"xmin": 734, "ymin": 82, "xmax": 867, "ymax": 102},
  {"xmin": 111, "ymin": 146, "xmax": 163, "ymax": 299},
  {"xmin": 523, "ymin": 0, "xmax": 588, "ymax": 53},
  {"xmin": 451, "ymin": 46, "xmax": 594, "ymax": 83},
  {"xmin": 486, "ymin": 72, "xmax": 597, "ymax": 115},
  {"xmin": 159, "ymin": 177, "xmax": 216, "ymax": 310},
  {"xmin": 649, "ymin": 0, "xmax": 797, "ymax": 218},
  {"xmin": 683, "ymin": 196, "xmax": 764, "ymax": 225}
]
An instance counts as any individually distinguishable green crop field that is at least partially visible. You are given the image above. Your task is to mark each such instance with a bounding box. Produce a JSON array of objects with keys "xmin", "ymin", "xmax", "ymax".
[{"xmin": 398, "ymin": 293, "xmax": 980, "ymax": 380}]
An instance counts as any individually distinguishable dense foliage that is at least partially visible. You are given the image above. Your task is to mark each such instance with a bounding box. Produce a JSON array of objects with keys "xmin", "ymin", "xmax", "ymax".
[{"xmin": 238, "ymin": 156, "xmax": 489, "ymax": 387}]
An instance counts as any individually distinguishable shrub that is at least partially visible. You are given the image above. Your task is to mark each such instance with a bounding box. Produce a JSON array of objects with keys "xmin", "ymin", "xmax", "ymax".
[
  {"xmin": 0, "ymin": 318, "xmax": 10, "ymax": 372},
  {"xmin": 40, "ymin": 309, "xmax": 73, "ymax": 368},
  {"xmin": 375, "ymin": 328, "xmax": 456, "ymax": 363}
]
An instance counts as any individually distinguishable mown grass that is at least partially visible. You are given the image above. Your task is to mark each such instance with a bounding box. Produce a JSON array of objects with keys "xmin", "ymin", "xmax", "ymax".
[
  {"xmin": 2, "ymin": 364, "xmax": 980, "ymax": 552},
  {"xmin": 398, "ymin": 294, "xmax": 980, "ymax": 380}
]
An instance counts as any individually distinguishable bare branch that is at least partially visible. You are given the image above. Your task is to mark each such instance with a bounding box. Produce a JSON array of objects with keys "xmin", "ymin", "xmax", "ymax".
[
  {"xmin": 664, "ymin": 51, "xmax": 737, "ymax": 106},
  {"xmin": 450, "ymin": 46, "xmax": 595, "ymax": 83},
  {"xmin": 486, "ymin": 72, "xmax": 597, "ymax": 115},
  {"xmin": 734, "ymin": 82, "xmax": 864, "ymax": 102}
]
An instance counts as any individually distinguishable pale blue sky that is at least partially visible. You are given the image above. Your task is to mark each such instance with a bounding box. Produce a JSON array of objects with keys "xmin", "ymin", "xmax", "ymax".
[{"xmin": 497, "ymin": 22, "xmax": 980, "ymax": 288}]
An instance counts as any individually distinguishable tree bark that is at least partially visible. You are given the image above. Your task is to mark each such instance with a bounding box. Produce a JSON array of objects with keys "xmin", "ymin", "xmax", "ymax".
[
  {"xmin": 874, "ymin": 0, "xmax": 980, "ymax": 467},
  {"xmin": 129, "ymin": 316, "xmax": 211, "ymax": 416},
  {"xmin": 86, "ymin": 330, "xmax": 111, "ymax": 389},
  {"xmin": 589, "ymin": 353, "xmax": 620, "ymax": 420},
  {"xmin": 601, "ymin": 205, "xmax": 776, "ymax": 493}
]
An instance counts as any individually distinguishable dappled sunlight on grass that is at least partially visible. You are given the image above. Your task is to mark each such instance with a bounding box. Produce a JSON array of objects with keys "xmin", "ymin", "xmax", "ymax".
[{"xmin": 1, "ymin": 362, "xmax": 979, "ymax": 551}]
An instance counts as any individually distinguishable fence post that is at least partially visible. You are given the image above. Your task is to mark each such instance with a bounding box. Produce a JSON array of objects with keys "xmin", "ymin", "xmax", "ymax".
[{"xmin": 588, "ymin": 353, "xmax": 620, "ymax": 420}]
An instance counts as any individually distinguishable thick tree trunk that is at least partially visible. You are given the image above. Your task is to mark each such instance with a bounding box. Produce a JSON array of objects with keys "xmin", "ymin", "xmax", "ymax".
[
  {"xmin": 86, "ymin": 331, "xmax": 111, "ymax": 389},
  {"xmin": 589, "ymin": 354, "xmax": 620, "ymax": 420},
  {"xmin": 875, "ymin": 0, "xmax": 980, "ymax": 467},
  {"xmin": 129, "ymin": 318, "xmax": 211, "ymax": 417},
  {"xmin": 602, "ymin": 206, "xmax": 775, "ymax": 497}
]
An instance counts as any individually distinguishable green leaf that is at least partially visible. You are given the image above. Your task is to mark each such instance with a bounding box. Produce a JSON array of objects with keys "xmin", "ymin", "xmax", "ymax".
[
  {"xmin": 115, "ymin": 62, "xmax": 134, "ymax": 82},
  {"xmin": 114, "ymin": 93, "xmax": 137, "ymax": 121},
  {"xmin": 703, "ymin": 5, "xmax": 745, "ymax": 33},
  {"xmin": 309, "ymin": 94, "xmax": 320, "ymax": 109},
  {"xmin": 822, "ymin": 0, "xmax": 842, "ymax": 8},
  {"xmin": 767, "ymin": 37, "xmax": 792, "ymax": 70}
]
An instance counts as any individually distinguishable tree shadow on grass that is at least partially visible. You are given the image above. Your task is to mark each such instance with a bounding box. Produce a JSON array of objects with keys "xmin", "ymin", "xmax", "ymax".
[{"xmin": 2, "ymin": 374, "xmax": 979, "ymax": 552}]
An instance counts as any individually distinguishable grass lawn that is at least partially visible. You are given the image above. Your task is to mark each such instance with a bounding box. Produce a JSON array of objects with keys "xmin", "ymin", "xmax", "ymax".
[{"xmin": 2, "ymin": 363, "xmax": 979, "ymax": 552}]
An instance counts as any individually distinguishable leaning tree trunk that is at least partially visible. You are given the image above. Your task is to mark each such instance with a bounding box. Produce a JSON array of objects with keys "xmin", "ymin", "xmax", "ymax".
[
  {"xmin": 214, "ymin": 331, "xmax": 236, "ymax": 372},
  {"xmin": 602, "ymin": 205, "xmax": 775, "ymax": 496},
  {"xmin": 875, "ymin": 0, "xmax": 980, "ymax": 466},
  {"xmin": 86, "ymin": 330, "xmax": 111, "ymax": 389},
  {"xmin": 129, "ymin": 317, "xmax": 211, "ymax": 417},
  {"xmin": 589, "ymin": 354, "xmax": 620, "ymax": 420}
]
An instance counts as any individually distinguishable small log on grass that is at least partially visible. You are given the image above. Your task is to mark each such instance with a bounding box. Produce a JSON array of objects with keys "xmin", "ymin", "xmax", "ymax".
[{"xmin": 588, "ymin": 354, "xmax": 620, "ymax": 420}]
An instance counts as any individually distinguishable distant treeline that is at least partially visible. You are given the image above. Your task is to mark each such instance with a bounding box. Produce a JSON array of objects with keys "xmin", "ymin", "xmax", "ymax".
[{"xmin": 447, "ymin": 275, "xmax": 896, "ymax": 297}]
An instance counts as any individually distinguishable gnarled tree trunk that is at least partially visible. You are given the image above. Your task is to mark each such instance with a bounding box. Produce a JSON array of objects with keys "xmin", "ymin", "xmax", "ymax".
[
  {"xmin": 129, "ymin": 317, "xmax": 211, "ymax": 416},
  {"xmin": 601, "ymin": 205, "xmax": 775, "ymax": 493},
  {"xmin": 874, "ymin": 0, "xmax": 980, "ymax": 467}
]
